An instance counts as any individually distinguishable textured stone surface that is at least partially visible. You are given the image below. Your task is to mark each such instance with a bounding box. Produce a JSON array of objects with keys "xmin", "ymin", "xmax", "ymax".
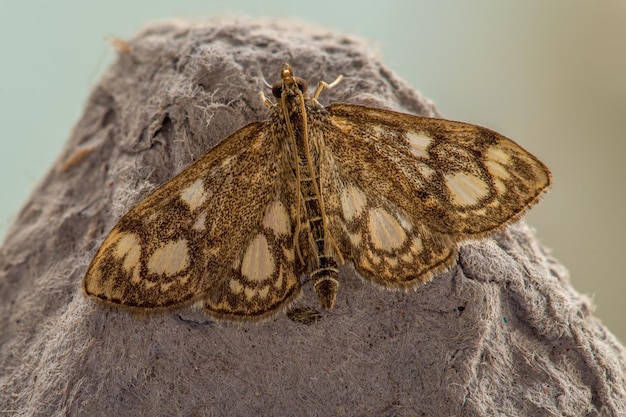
[{"xmin": 1, "ymin": 18, "xmax": 624, "ymax": 417}]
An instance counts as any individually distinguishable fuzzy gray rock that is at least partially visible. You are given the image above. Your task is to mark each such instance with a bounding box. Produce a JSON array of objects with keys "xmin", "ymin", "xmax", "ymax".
[{"xmin": 1, "ymin": 18, "xmax": 625, "ymax": 417}]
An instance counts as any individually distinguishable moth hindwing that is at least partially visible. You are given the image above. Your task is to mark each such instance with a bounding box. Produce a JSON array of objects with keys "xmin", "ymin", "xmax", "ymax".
[{"xmin": 83, "ymin": 63, "xmax": 551, "ymax": 321}]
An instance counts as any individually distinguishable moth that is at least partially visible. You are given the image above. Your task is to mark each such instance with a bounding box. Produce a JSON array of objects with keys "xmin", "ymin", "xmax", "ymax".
[{"xmin": 83, "ymin": 63, "xmax": 551, "ymax": 321}]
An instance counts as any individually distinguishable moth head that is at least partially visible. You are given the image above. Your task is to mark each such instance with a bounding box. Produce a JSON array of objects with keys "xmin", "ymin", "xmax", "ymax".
[{"xmin": 272, "ymin": 62, "xmax": 308, "ymax": 98}]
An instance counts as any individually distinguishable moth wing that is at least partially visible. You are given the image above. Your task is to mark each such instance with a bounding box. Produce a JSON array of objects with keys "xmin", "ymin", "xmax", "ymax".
[
  {"xmin": 83, "ymin": 122, "xmax": 304, "ymax": 320},
  {"xmin": 320, "ymin": 104, "xmax": 551, "ymax": 287}
]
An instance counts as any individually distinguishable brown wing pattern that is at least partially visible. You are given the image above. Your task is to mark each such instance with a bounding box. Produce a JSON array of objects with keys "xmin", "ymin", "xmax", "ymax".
[
  {"xmin": 320, "ymin": 104, "xmax": 551, "ymax": 287},
  {"xmin": 83, "ymin": 123, "xmax": 304, "ymax": 320}
]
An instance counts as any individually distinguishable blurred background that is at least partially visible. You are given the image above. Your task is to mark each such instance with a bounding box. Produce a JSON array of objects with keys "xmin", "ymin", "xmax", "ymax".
[{"xmin": 1, "ymin": 1, "xmax": 624, "ymax": 341}]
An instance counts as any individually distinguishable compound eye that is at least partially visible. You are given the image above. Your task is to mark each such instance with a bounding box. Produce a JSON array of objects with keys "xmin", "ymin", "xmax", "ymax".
[
  {"xmin": 295, "ymin": 78, "xmax": 308, "ymax": 93},
  {"xmin": 271, "ymin": 82, "xmax": 283, "ymax": 98}
]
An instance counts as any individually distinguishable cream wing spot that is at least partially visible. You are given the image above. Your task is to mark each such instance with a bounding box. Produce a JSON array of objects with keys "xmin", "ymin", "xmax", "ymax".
[
  {"xmin": 494, "ymin": 178, "xmax": 507, "ymax": 195},
  {"xmin": 400, "ymin": 251, "xmax": 414, "ymax": 263},
  {"xmin": 180, "ymin": 179, "xmax": 207, "ymax": 211},
  {"xmin": 192, "ymin": 210, "xmax": 207, "ymax": 231},
  {"xmin": 283, "ymin": 247, "xmax": 295, "ymax": 262},
  {"xmin": 486, "ymin": 147, "xmax": 511, "ymax": 165},
  {"xmin": 241, "ymin": 234, "xmax": 275, "ymax": 282},
  {"xmin": 331, "ymin": 117, "xmax": 352, "ymax": 130},
  {"xmin": 274, "ymin": 268, "xmax": 284, "ymax": 288},
  {"xmin": 485, "ymin": 160, "xmax": 510, "ymax": 180},
  {"xmin": 372, "ymin": 125, "xmax": 387, "ymax": 138},
  {"xmin": 407, "ymin": 131, "xmax": 432, "ymax": 158},
  {"xmin": 263, "ymin": 201, "xmax": 291, "ymax": 235},
  {"xmin": 220, "ymin": 155, "xmax": 234, "ymax": 167},
  {"xmin": 445, "ymin": 172, "xmax": 490, "ymax": 206},
  {"xmin": 341, "ymin": 184, "xmax": 367, "ymax": 221},
  {"xmin": 115, "ymin": 233, "xmax": 142, "ymax": 284},
  {"xmin": 417, "ymin": 163, "xmax": 436, "ymax": 179},
  {"xmin": 229, "ymin": 279, "xmax": 244, "ymax": 294},
  {"xmin": 258, "ymin": 286, "xmax": 270, "ymax": 298},
  {"xmin": 368, "ymin": 208, "xmax": 407, "ymax": 252},
  {"xmin": 474, "ymin": 208, "xmax": 488, "ymax": 216},
  {"xmin": 349, "ymin": 232, "xmax": 362, "ymax": 247},
  {"xmin": 396, "ymin": 212, "xmax": 413, "ymax": 232},
  {"xmin": 360, "ymin": 254, "xmax": 373, "ymax": 271},
  {"xmin": 232, "ymin": 257, "xmax": 241, "ymax": 270},
  {"xmin": 214, "ymin": 299, "xmax": 231, "ymax": 310},
  {"xmin": 410, "ymin": 236, "xmax": 424, "ymax": 254},
  {"xmin": 244, "ymin": 287, "xmax": 256, "ymax": 300},
  {"xmin": 386, "ymin": 257, "xmax": 399, "ymax": 267},
  {"xmin": 147, "ymin": 239, "xmax": 190, "ymax": 276},
  {"xmin": 369, "ymin": 250, "xmax": 381, "ymax": 265},
  {"xmin": 146, "ymin": 212, "xmax": 159, "ymax": 224}
]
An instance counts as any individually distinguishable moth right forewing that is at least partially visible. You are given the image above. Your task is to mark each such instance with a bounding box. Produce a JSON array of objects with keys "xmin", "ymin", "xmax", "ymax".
[{"xmin": 326, "ymin": 104, "xmax": 551, "ymax": 238}]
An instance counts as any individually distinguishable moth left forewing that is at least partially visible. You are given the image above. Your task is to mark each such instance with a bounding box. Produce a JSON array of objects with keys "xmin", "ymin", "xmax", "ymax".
[
  {"xmin": 83, "ymin": 123, "xmax": 304, "ymax": 319},
  {"xmin": 326, "ymin": 103, "xmax": 551, "ymax": 237},
  {"xmin": 203, "ymin": 192, "xmax": 306, "ymax": 321}
]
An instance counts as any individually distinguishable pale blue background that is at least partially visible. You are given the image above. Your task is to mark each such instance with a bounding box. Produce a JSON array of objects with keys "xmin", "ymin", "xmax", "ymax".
[{"xmin": 1, "ymin": 1, "xmax": 625, "ymax": 341}]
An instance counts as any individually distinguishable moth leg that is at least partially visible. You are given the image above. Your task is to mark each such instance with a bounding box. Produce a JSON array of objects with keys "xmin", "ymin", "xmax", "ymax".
[
  {"xmin": 313, "ymin": 74, "xmax": 344, "ymax": 102},
  {"xmin": 259, "ymin": 91, "xmax": 274, "ymax": 108}
]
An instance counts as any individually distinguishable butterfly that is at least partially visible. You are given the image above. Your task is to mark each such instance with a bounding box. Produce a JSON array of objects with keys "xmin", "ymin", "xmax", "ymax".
[{"xmin": 82, "ymin": 63, "xmax": 551, "ymax": 321}]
